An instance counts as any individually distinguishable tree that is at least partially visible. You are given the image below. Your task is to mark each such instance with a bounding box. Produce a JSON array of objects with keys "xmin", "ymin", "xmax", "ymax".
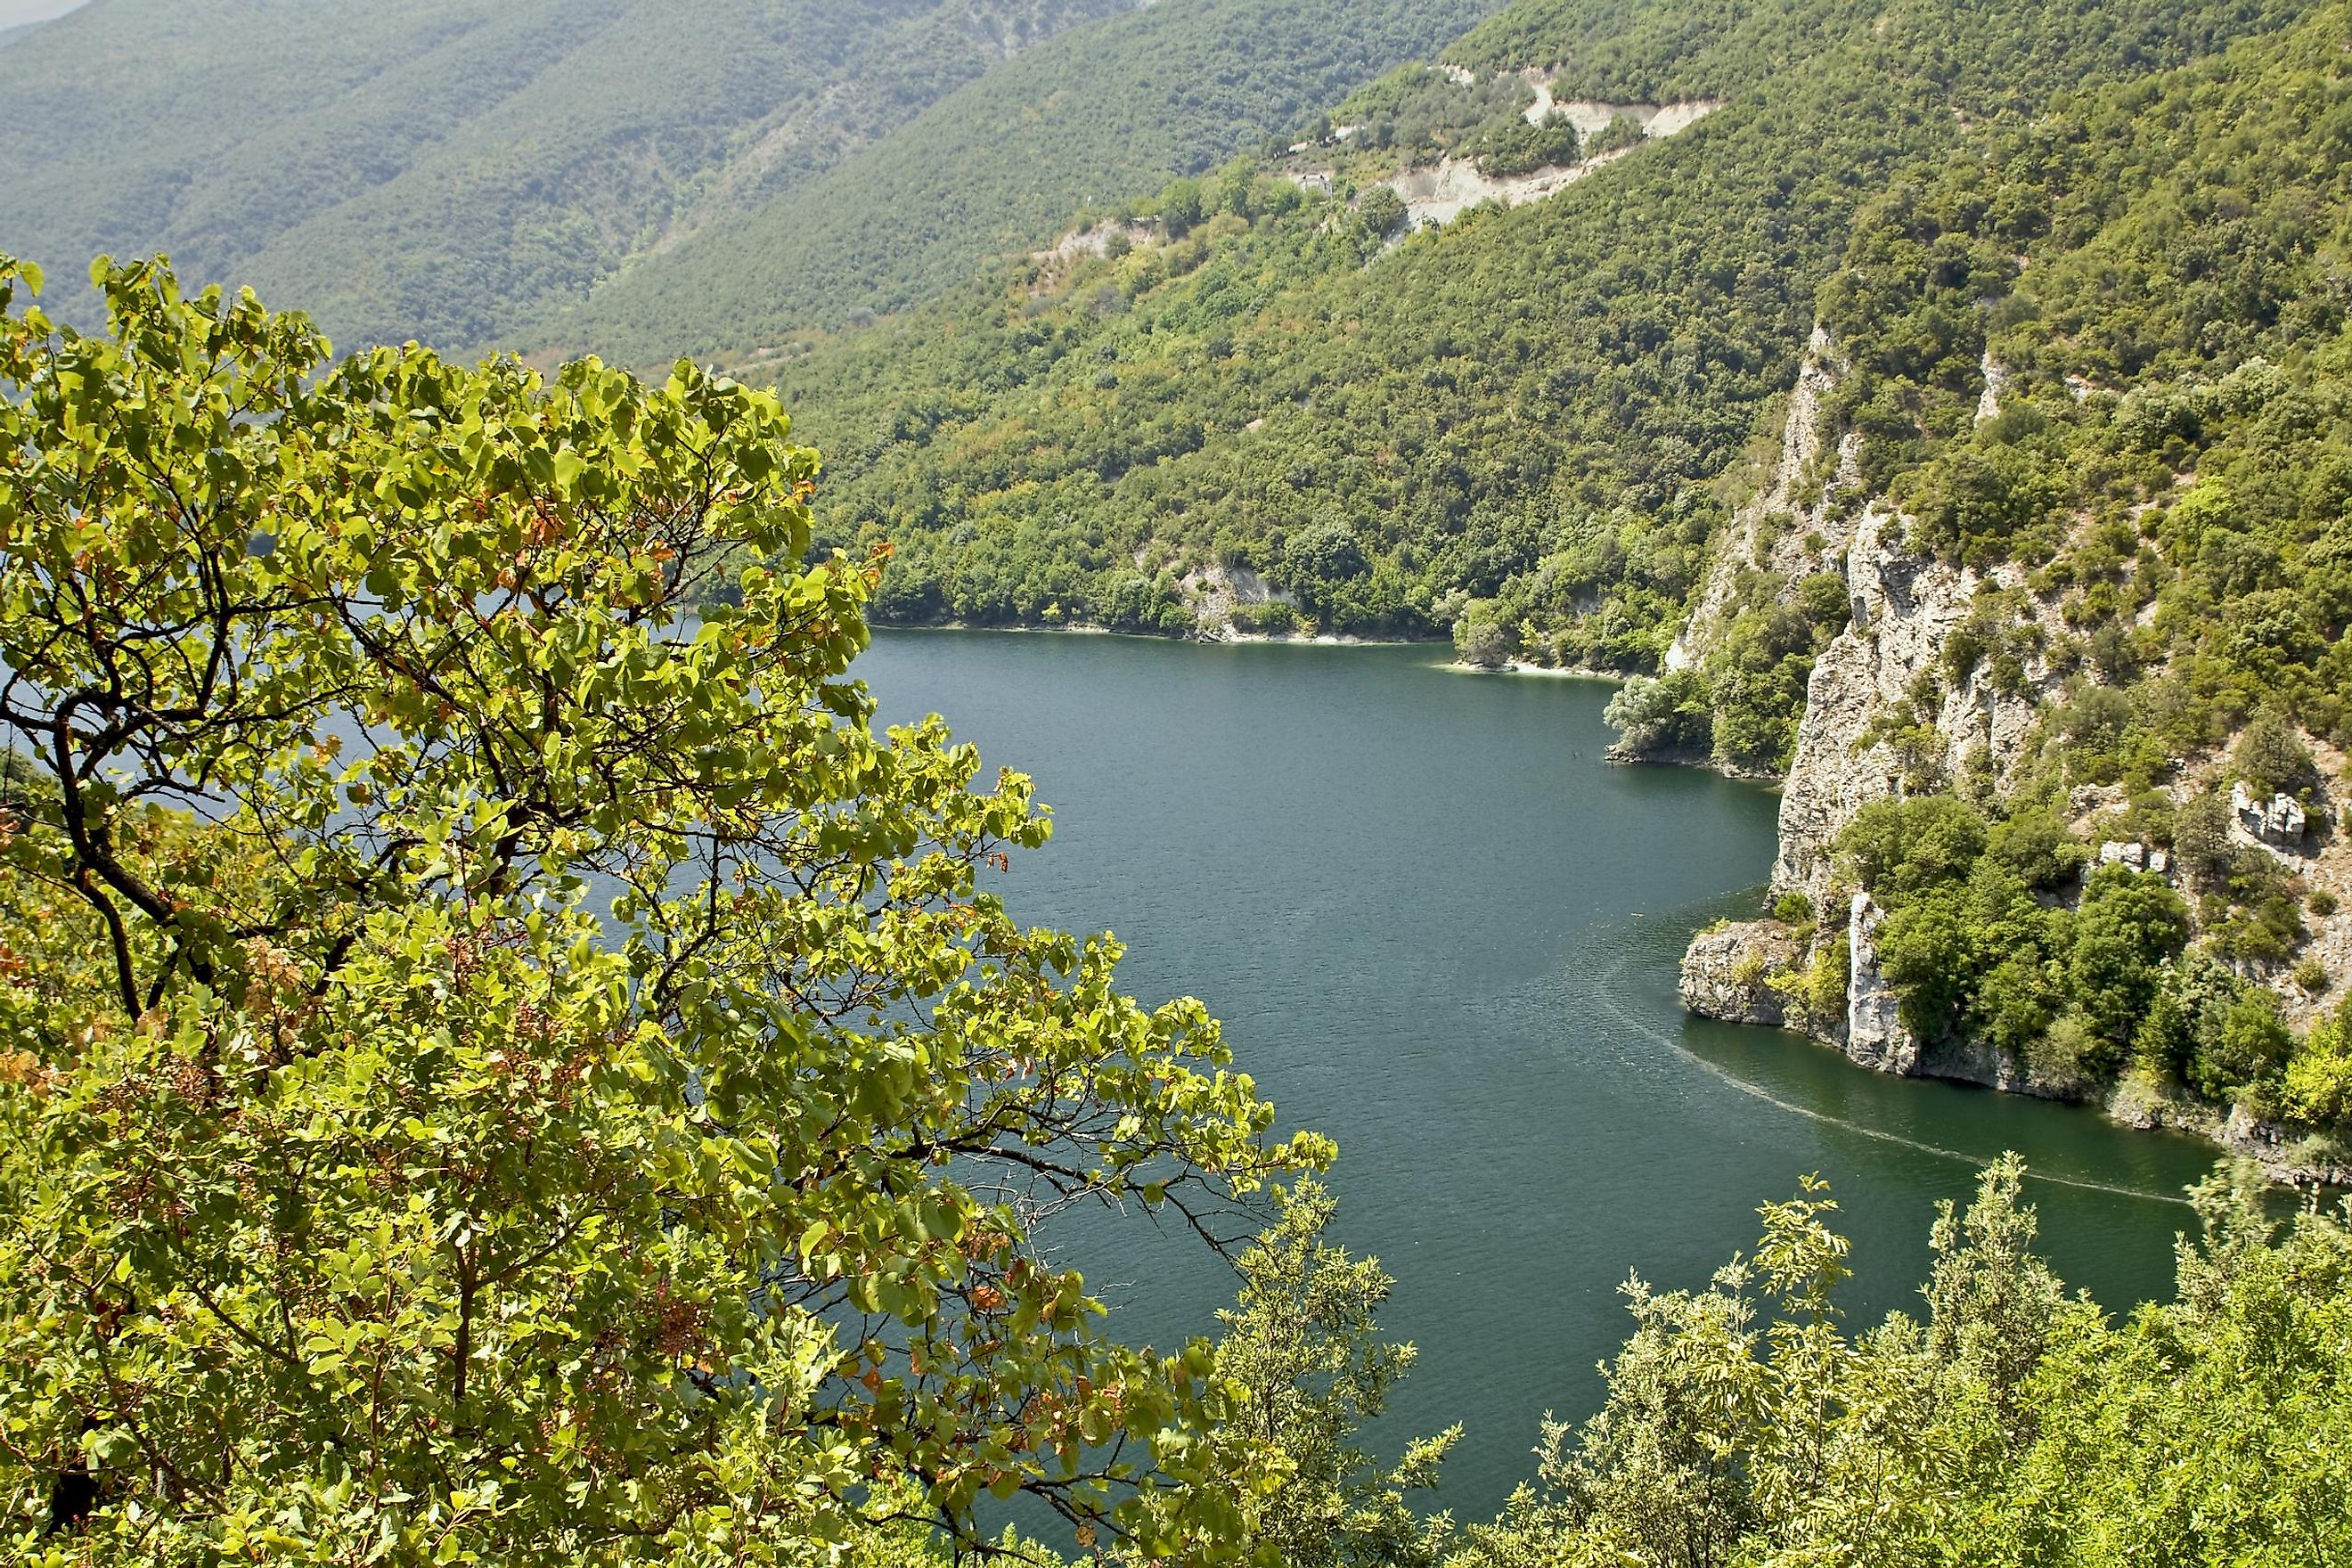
[
  {"xmin": 1920, "ymin": 1155, "xmax": 2067, "ymax": 1438},
  {"xmin": 2067, "ymin": 866, "xmax": 2191, "ymax": 1054},
  {"xmin": 1162, "ymin": 177, "xmax": 1206, "ymax": 236},
  {"xmin": 1603, "ymin": 670, "xmax": 1712, "ymax": 758},
  {"xmin": 1834, "ymin": 795, "xmax": 1988, "ymax": 895},
  {"xmin": 1212, "ymin": 1180, "xmax": 1456, "ymax": 1568},
  {"xmin": 1464, "ymin": 1173, "xmax": 1934, "ymax": 1568},
  {"xmin": 1355, "ymin": 185, "xmax": 1408, "ymax": 241},
  {"xmin": 2229, "ymin": 712, "xmax": 2317, "ymax": 798},
  {"xmin": 2190, "ymin": 989, "xmax": 2294, "ymax": 1107},
  {"xmin": 1984, "ymin": 803, "xmax": 2087, "ymax": 890},
  {"xmin": 2171, "ymin": 789, "xmax": 2235, "ymax": 889},
  {"xmin": 2283, "ymin": 997, "xmax": 2352, "ymax": 1128},
  {"xmin": 0, "ymin": 256, "xmax": 1327, "ymax": 1562},
  {"xmin": 1453, "ymin": 600, "xmax": 1516, "ymax": 669}
]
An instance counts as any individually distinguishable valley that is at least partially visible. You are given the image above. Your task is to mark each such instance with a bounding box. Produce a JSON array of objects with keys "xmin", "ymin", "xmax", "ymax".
[{"xmin": 3, "ymin": 0, "xmax": 2349, "ymax": 1561}]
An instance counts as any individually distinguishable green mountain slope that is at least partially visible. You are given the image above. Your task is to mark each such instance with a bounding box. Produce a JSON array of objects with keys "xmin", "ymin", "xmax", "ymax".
[
  {"xmin": 0, "ymin": 0, "xmax": 1135, "ymax": 348},
  {"xmin": 769, "ymin": 0, "xmax": 2307, "ymax": 644},
  {"xmin": 519, "ymin": 0, "xmax": 1506, "ymax": 366},
  {"xmin": 1665, "ymin": 0, "xmax": 2352, "ymax": 1147}
]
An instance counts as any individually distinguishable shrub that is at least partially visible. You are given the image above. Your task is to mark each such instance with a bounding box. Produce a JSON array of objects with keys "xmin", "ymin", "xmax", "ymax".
[
  {"xmin": 1798, "ymin": 571, "xmax": 1853, "ymax": 630},
  {"xmin": 2191, "ymin": 990, "xmax": 2294, "ymax": 1106},
  {"xmin": 2231, "ymin": 714, "xmax": 2317, "ymax": 798},
  {"xmin": 2284, "ymin": 1000, "xmax": 2352, "ymax": 1126},
  {"xmin": 1469, "ymin": 110, "xmax": 1580, "ymax": 177},
  {"xmin": 1587, "ymin": 113, "xmax": 1646, "ymax": 155},
  {"xmin": 1603, "ymin": 670, "xmax": 1712, "ymax": 756},
  {"xmin": 2026, "ymin": 1011, "xmax": 2105, "ymax": 1095},
  {"xmin": 1230, "ymin": 600, "xmax": 1301, "ymax": 635}
]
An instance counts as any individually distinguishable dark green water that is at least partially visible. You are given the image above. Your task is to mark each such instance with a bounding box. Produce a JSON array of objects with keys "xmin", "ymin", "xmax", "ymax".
[{"xmin": 857, "ymin": 629, "xmax": 2221, "ymax": 1518}]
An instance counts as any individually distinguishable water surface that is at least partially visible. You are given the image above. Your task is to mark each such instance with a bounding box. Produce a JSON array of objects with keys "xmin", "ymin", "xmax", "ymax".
[{"xmin": 857, "ymin": 630, "xmax": 2218, "ymax": 1516}]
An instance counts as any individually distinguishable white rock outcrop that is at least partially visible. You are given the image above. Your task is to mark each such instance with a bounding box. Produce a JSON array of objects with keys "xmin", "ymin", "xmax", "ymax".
[
  {"xmin": 1666, "ymin": 325, "xmax": 1860, "ymax": 677},
  {"xmin": 1368, "ymin": 98, "xmax": 1720, "ymax": 228},
  {"xmin": 1843, "ymin": 894, "xmax": 1915, "ymax": 1074},
  {"xmin": 2231, "ymin": 780, "xmax": 2307, "ymax": 850},
  {"xmin": 1679, "ymin": 921, "xmax": 1795, "ymax": 1027},
  {"xmin": 2093, "ymin": 841, "xmax": 2169, "ymax": 877}
]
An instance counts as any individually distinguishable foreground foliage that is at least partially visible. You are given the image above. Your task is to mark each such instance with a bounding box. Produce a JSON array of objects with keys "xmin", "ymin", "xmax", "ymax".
[
  {"xmin": 0, "ymin": 255, "xmax": 1329, "ymax": 1563},
  {"xmin": 1451, "ymin": 1158, "xmax": 2352, "ymax": 1568}
]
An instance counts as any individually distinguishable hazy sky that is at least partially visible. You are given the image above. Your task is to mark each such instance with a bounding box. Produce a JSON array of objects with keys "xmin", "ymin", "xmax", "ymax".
[{"xmin": 0, "ymin": 0, "xmax": 88, "ymax": 28}]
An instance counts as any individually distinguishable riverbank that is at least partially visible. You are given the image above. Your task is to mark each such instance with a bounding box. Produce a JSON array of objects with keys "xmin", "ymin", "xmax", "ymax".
[
  {"xmin": 1445, "ymin": 659, "xmax": 1626, "ymax": 681},
  {"xmin": 1682, "ymin": 913, "xmax": 2352, "ymax": 1190},
  {"xmin": 870, "ymin": 618, "xmax": 1438, "ymax": 649}
]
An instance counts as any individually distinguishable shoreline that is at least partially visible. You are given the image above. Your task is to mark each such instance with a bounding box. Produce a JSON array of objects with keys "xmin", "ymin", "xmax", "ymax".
[
  {"xmin": 872, "ymin": 624, "xmax": 1643, "ymax": 677},
  {"xmin": 870, "ymin": 619, "xmax": 1442, "ymax": 649},
  {"xmin": 1447, "ymin": 659, "xmax": 1629, "ymax": 682}
]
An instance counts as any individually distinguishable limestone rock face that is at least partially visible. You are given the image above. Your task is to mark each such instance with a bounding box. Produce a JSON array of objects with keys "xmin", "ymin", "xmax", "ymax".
[
  {"xmin": 2093, "ymin": 840, "xmax": 2169, "ymax": 877},
  {"xmin": 1662, "ymin": 324, "xmax": 2352, "ymax": 1180},
  {"xmin": 1667, "ymin": 326, "xmax": 1860, "ymax": 681},
  {"xmin": 1774, "ymin": 508, "xmax": 1972, "ymax": 900},
  {"xmin": 1843, "ymin": 894, "xmax": 1917, "ymax": 1074},
  {"xmin": 1679, "ymin": 921, "xmax": 1795, "ymax": 1026},
  {"xmin": 2232, "ymin": 781, "xmax": 2307, "ymax": 849}
]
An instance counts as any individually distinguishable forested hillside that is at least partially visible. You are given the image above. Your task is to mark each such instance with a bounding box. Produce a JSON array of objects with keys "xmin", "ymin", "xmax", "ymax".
[
  {"xmin": 772, "ymin": 0, "xmax": 2306, "ymax": 646},
  {"xmin": 1647, "ymin": 0, "xmax": 2352, "ymax": 1184},
  {"xmin": 521, "ymin": 0, "xmax": 1503, "ymax": 366},
  {"xmin": 0, "ymin": 0, "xmax": 1139, "ymax": 348}
]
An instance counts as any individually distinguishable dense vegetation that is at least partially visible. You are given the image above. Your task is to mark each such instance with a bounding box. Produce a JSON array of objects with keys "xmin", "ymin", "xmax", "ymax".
[
  {"xmin": 1450, "ymin": 1158, "xmax": 2352, "ymax": 1568},
  {"xmin": 1688, "ymin": 4, "xmax": 2352, "ymax": 1154},
  {"xmin": 1814, "ymin": 0, "xmax": 2352, "ymax": 749},
  {"xmin": 769, "ymin": 0, "xmax": 2307, "ymax": 660},
  {"xmin": 0, "ymin": 0, "xmax": 1147, "ymax": 350},
  {"xmin": 1625, "ymin": 0, "xmax": 2352, "ymax": 770},
  {"xmin": 6, "ymin": 249, "xmax": 2350, "ymax": 1564},
  {"xmin": 1825, "ymin": 788, "xmax": 2352, "ymax": 1133},
  {"xmin": 918, "ymin": 1159, "xmax": 2352, "ymax": 1568},
  {"xmin": 526, "ymin": 0, "xmax": 1501, "ymax": 368},
  {"xmin": 0, "ymin": 256, "xmax": 1326, "ymax": 1561}
]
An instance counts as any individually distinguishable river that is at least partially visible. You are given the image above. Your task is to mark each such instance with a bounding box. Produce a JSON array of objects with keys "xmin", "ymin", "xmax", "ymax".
[{"xmin": 855, "ymin": 628, "xmax": 2222, "ymax": 1519}]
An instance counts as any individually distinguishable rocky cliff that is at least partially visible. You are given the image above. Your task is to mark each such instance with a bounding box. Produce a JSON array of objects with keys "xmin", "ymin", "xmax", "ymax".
[
  {"xmin": 1666, "ymin": 325, "xmax": 1859, "ymax": 682},
  {"xmin": 1678, "ymin": 920, "xmax": 1794, "ymax": 1027},
  {"xmin": 1668, "ymin": 333, "xmax": 2352, "ymax": 1187}
]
